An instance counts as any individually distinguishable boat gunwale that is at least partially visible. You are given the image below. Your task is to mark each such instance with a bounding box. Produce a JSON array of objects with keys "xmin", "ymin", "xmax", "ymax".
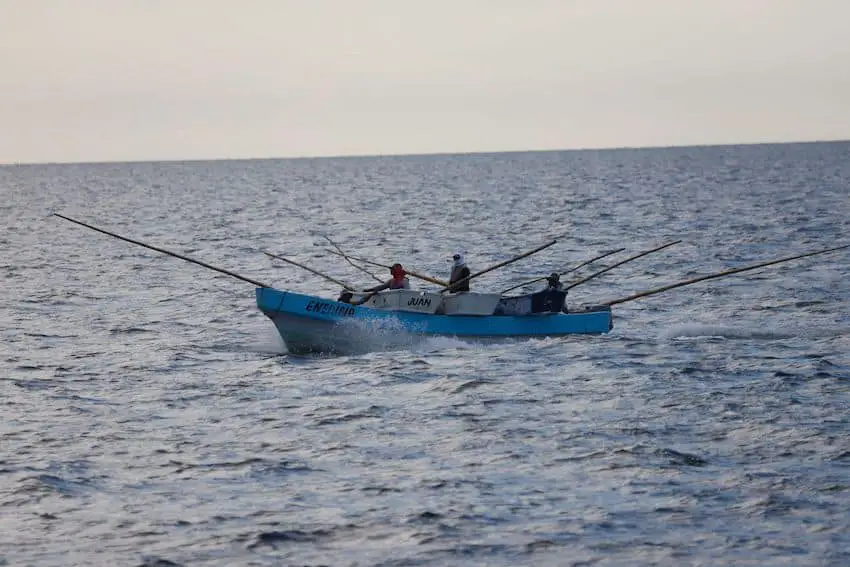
[{"xmin": 256, "ymin": 287, "xmax": 613, "ymax": 338}]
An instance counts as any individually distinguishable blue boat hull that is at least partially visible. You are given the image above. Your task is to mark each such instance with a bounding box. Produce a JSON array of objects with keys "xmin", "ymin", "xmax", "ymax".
[{"xmin": 256, "ymin": 288, "xmax": 613, "ymax": 355}]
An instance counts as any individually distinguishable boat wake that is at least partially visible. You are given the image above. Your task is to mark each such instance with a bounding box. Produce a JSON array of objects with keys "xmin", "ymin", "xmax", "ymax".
[
  {"xmin": 660, "ymin": 323, "xmax": 795, "ymax": 341},
  {"xmin": 415, "ymin": 335, "xmax": 477, "ymax": 353},
  {"xmin": 246, "ymin": 330, "xmax": 288, "ymax": 355},
  {"xmin": 661, "ymin": 321, "xmax": 850, "ymax": 341},
  {"xmin": 324, "ymin": 316, "xmax": 425, "ymax": 355}
]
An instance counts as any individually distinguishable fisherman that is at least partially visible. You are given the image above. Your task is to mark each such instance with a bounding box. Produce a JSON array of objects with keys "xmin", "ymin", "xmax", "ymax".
[
  {"xmin": 540, "ymin": 272, "xmax": 569, "ymax": 313},
  {"xmin": 449, "ymin": 252, "xmax": 471, "ymax": 292},
  {"xmin": 545, "ymin": 272, "xmax": 563, "ymax": 291},
  {"xmin": 337, "ymin": 263, "xmax": 409, "ymax": 305},
  {"xmin": 365, "ymin": 263, "xmax": 411, "ymax": 292}
]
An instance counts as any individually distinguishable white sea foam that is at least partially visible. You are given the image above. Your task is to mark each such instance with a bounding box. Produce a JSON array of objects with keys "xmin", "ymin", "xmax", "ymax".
[
  {"xmin": 660, "ymin": 323, "xmax": 794, "ymax": 341},
  {"xmin": 415, "ymin": 335, "xmax": 475, "ymax": 352},
  {"xmin": 242, "ymin": 327, "xmax": 287, "ymax": 354}
]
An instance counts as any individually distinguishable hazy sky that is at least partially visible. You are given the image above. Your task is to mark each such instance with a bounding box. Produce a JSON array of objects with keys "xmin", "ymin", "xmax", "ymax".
[{"xmin": 2, "ymin": 0, "xmax": 849, "ymax": 164}]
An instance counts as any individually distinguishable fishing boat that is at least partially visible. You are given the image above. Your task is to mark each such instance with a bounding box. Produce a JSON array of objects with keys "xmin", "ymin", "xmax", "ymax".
[
  {"xmin": 256, "ymin": 287, "xmax": 612, "ymax": 355},
  {"xmin": 52, "ymin": 214, "xmax": 849, "ymax": 357}
]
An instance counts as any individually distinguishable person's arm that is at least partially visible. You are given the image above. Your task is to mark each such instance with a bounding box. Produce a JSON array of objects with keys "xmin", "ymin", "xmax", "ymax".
[
  {"xmin": 364, "ymin": 280, "xmax": 390, "ymax": 293},
  {"xmin": 350, "ymin": 292, "xmax": 376, "ymax": 305}
]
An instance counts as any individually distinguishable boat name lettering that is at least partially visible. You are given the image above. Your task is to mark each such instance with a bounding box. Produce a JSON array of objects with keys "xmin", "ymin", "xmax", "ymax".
[
  {"xmin": 407, "ymin": 296, "xmax": 432, "ymax": 307},
  {"xmin": 305, "ymin": 300, "xmax": 355, "ymax": 317}
]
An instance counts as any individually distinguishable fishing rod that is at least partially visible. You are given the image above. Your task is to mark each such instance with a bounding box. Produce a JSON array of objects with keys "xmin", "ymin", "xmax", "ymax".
[
  {"xmin": 54, "ymin": 213, "xmax": 272, "ymax": 288},
  {"xmin": 320, "ymin": 234, "xmax": 385, "ymax": 284},
  {"xmin": 263, "ymin": 251, "xmax": 357, "ymax": 291},
  {"xmin": 604, "ymin": 244, "xmax": 850, "ymax": 306},
  {"xmin": 565, "ymin": 240, "xmax": 682, "ymax": 291},
  {"xmin": 323, "ymin": 248, "xmax": 450, "ymax": 287},
  {"xmin": 500, "ymin": 247, "xmax": 625, "ymax": 294}
]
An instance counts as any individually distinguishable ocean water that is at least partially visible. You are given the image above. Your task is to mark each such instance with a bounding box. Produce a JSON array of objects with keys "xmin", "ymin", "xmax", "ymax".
[{"xmin": 1, "ymin": 142, "xmax": 849, "ymax": 566}]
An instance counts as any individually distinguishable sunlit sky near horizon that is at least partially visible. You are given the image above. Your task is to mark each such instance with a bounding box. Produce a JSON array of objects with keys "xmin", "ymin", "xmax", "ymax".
[{"xmin": 2, "ymin": 0, "xmax": 849, "ymax": 164}]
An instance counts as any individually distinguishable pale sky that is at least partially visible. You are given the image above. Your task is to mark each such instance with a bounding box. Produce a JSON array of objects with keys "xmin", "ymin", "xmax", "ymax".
[{"xmin": 2, "ymin": 0, "xmax": 849, "ymax": 164}]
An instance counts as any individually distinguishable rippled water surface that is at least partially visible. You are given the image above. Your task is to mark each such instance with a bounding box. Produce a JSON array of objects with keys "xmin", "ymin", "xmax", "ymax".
[{"xmin": 2, "ymin": 143, "xmax": 850, "ymax": 566}]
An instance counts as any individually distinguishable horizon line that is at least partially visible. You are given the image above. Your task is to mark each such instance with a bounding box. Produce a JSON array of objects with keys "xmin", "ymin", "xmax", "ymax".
[{"xmin": 3, "ymin": 137, "xmax": 849, "ymax": 168}]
